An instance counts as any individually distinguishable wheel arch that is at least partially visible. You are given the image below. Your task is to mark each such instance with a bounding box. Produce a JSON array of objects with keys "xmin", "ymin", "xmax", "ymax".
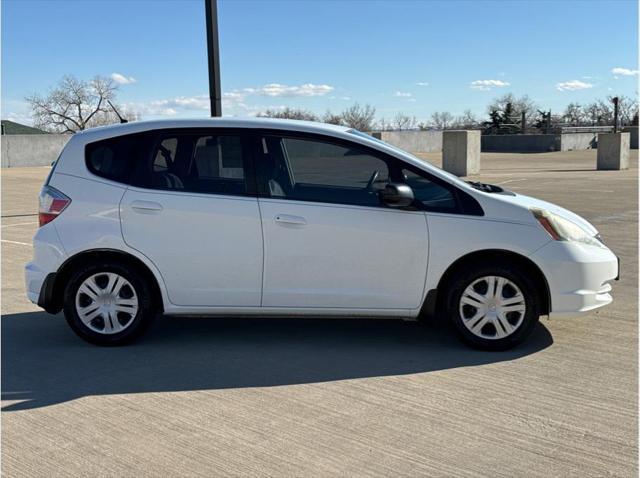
[
  {"xmin": 428, "ymin": 249, "xmax": 551, "ymax": 317},
  {"xmin": 46, "ymin": 249, "xmax": 165, "ymax": 314}
]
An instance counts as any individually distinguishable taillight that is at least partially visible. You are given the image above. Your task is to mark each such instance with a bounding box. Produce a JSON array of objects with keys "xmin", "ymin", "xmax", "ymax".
[{"xmin": 39, "ymin": 186, "xmax": 71, "ymax": 227}]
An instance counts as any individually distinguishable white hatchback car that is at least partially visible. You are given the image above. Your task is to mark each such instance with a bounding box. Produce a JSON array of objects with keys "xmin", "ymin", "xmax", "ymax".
[{"xmin": 26, "ymin": 118, "xmax": 619, "ymax": 349}]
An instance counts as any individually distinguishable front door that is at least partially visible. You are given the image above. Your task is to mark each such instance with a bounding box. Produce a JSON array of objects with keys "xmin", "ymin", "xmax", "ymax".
[
  {"xmin": 120, "ymin": 129, "xmax": 263, "ymax": 307},
  {"xmin": 255, "ymin": 133, "xmax": 429, "ymax": 310}
]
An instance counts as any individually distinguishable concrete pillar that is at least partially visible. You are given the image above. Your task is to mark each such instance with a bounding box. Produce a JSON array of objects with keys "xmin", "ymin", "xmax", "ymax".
[
  {"xmin": 442, "ymin": 130, "xmax": 481, "ymax": 176},
  {"xmin": 597, "ymin": 132, "xmax": 630, "ymax": 170}
]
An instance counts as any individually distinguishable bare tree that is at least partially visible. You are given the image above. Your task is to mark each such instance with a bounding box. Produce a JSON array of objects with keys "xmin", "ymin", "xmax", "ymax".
[
  {"xmin": 340, "ymin": 103, "xmax": 376, "ymax": 131},
  {"xmin": 487, "ymin": 93, "xmax": 538, "ymax": 122},
  {"xmin": 615, "ymin": 95, "xmax": 639, "ymax": 125},
  {"xmin": 562, "ymin": 102, "xmax": 584, "ymax": 125},
  {"xmin": 257, "ymin": 107, "xmax": 318, "ymax": 121},
  {"xmin": 392, "ymin": 113, "xmax": 417, "ymax": 131},
  {"xmin": 377, "ymin": 117, "xmax": 391, "ymax": 131},
  {"xmin": 453, "ymin": 109, "xmax": 479, "ymax": 129},
  {"xmin": 322, "ymin": 110, "xmax": 343, "ymax": 125},
  {"xmin": 430, "ymin": 111, "xmax": 454, "ymax": 130},
  {"xmin": 583, "ymin": 102, "xmax": 607, "ymax": 126},
  {"xmin": 26, "ymin": 75, "xmax": 132, "ymax": 133},
  {"xmin": 581, "ymin": 97, "xmax": 637, "ymax": 126}
]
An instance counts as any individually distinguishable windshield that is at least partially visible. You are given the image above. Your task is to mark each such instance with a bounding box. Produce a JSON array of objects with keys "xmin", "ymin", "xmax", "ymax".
[{"xmin": 347, "ymin": 129, "xmax": 470, "ymax": 187}]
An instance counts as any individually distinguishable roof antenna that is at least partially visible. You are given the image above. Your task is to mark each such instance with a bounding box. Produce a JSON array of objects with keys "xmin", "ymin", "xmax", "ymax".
[{"xmin": 107, "ymin": 100, "xmax": 128, "ymax": 124}]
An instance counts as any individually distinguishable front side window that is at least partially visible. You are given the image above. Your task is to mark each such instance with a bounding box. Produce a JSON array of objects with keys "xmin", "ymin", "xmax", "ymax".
[
  {"xmin": 260, "ymin": 136, "xmax": 390, "ymax": 207},
  {"xmin": 401, "ymin": 168, "xmax": 457, "ymax": 212},
  {"xmin": 139, "ymin": 133, "xmax": 247, "ymax": 195}
]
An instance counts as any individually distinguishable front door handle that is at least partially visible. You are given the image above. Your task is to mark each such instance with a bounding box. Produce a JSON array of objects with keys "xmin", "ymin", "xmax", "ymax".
[
  {"xmin": 275, "ymin": 214, "xmax": 307, "ymax": 226},
  {"xmin": 131, "ymin": 200, "xmax": 163, "ymax": 213}
]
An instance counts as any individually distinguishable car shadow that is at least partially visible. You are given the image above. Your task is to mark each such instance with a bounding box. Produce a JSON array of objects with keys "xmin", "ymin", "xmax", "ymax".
[{"xmin": 2, "ymin": 311, "xmax": 553, "ymax": 411}]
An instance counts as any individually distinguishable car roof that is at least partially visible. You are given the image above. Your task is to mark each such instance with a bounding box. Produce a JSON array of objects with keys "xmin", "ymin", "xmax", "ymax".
[{"xmin": 76, "ymin": 117, "xmax": 351, "ymax": 142}]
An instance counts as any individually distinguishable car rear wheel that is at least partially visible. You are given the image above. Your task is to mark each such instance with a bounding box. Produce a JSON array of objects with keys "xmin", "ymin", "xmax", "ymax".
[
  {"xmin": 63, "ymin": 262, "xmax": 156, "ymax": 345},
  {"xmin": 447, "ymin": 265, "xmax": 540, "ymax": 350}
]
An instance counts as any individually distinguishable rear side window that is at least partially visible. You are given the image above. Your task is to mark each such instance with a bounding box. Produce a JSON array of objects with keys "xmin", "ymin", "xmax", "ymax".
[
  {"xmin": 85, "ymin": 134, "xmax": 147, "ymax": 184},
  {"xmin": 137, "ymin": 133, "xmax": 248, "ymax": 196}
]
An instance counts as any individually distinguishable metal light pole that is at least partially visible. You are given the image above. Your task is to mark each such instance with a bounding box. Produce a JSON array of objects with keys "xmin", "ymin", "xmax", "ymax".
[
  {"xmin": 612, "ymin": 96, "xmax": 619, "ymax": 133},
  {"xmin": 205, "ymin": 0, "xmax": 222, "ymax": 117}
]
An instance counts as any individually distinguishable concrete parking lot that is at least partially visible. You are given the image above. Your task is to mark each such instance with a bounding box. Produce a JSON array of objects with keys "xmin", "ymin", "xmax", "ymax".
[{"xmin": 2, "ymin": 150, "xmax": 638, "ymax": 477}]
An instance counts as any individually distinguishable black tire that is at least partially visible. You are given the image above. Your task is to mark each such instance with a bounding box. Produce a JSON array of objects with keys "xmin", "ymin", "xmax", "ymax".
[
  {"xmin": 63, "ymin": 261, "xmax": 156, "ymax": 346},
  {"xmin": 446, "ymin": 263, "xmax": 540, "ymax": 351}
]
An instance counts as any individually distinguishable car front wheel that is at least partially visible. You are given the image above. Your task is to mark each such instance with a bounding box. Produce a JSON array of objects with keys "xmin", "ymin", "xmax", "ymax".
[{"xmin": 447, "ymin": 265, "xmax": 540, "ymax": 350}]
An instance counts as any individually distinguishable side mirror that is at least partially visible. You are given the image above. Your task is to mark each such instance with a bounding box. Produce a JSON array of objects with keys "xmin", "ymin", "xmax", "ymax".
[{"xmin": 380, "ymin": 182, "xmax": 414, "ymax": 208}]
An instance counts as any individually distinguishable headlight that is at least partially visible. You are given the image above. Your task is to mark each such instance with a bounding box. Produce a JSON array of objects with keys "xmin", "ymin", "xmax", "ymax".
[{"xmin": 530, "ymin": 208, "xmax": 604, "ymax": 248}]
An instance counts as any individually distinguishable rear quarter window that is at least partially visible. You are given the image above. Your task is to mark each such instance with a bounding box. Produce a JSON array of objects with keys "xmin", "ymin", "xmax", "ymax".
[{"xmin": 85, "ymin": 133, "xmax": 149, "ymax": 184}]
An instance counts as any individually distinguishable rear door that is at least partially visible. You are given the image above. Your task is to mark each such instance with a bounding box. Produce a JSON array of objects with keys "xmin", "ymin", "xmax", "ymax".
[
  {"xmin": 120, "ymin": 129, "xmax": 263, "ymax": 307},
  {"xmin": 255, "ymin": 132, "xmax": 430, "ymax": 310}
]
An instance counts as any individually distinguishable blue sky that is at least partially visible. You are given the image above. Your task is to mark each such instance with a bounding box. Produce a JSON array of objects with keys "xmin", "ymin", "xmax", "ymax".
[{"xmin": 2, "ymin": 0, "xmax": 638, "ymax": 124}]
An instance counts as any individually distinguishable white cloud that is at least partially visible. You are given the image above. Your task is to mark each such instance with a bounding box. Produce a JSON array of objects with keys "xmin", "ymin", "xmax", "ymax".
[
  {"xmin": 556, "ymin": 80, "xmax": 593, "ymax": 91},
  {"xmin": 611, "ymin": 67, "xmax": 639, "ymax": 77},
  {"xmin": 111, "ymin": 73, "xmax": 136, "ymax": 85},
  {"xmin": 4, "ymin": 111, "xmax": 33, "ymax": 125},
  {"xmin": 611, "ymin": 67, "xmax": 640, "ymax": 80},
  {"xmin": 124, "ymin": 94, "xmax": 210, "ymax": 117},
  {"xmin": 122, "ymin": 82, "xmax": 335, "ymax": 118},
  {"xmin": 416, "ymin": 81, "xmax": 429, "ymax": 86},
  {"xmin": 470, "ymin": 79, "xmax": 510, "ymax": 91},
  {"xmin": 243, "ymin": 83, "xmax": 333, "ymax": 97},
  {"xmin": 394, "ymin": 91, "xmax": 413, "ymax": 97}
]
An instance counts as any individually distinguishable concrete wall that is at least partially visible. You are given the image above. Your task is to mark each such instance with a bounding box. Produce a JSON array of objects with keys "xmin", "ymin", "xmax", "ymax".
[
  {"xmin": 481, "ymin": 133, "xmax": 599, "ymax": 153},
  {"xmin": 375, "ymin": 130, "xmax": 598, "ymax": 154},
  {"xmin": 481, "ymin": 134, "xmax": 559, "ymax": 153},
  {"xmin": 623, "ymin": 126, "xmax": 638, "ymax": 149},
  {"xmin": 1, "ymin": 134, "xmax": 71, "ymax": 168},
  {"xmin": 374, "ymin": 130, "xmax": 443, "ymax": 153},
  {"xmin": 559, "ymin": 132, "xmax": 597, "ymax": 151}
]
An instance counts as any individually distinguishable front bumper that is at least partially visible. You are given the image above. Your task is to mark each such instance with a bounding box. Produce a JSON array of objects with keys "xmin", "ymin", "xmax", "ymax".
[{"xmin": 530, "ymin": 240, "xmax": 619, "ymax": 317}]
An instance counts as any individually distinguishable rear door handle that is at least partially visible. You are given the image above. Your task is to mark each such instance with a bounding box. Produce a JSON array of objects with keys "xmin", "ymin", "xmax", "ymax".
[
  {"xmin": 275, "ymin": 214, "xmax": 307, "ymax": 226},
  {"xmin": 131, "ymin": 200, "xmax": 163, "ymax": 213}
]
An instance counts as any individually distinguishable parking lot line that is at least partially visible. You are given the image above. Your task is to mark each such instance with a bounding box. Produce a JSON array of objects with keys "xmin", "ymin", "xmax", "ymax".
[{"xmin": 1, "ymin": 239, "xmax": 32, "ymax": 246}]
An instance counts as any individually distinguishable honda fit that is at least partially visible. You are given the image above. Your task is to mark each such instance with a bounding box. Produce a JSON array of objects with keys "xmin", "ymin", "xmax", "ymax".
[{"xmin": 25, "ymin": 118, "xmax": 619, "ymax": 349}]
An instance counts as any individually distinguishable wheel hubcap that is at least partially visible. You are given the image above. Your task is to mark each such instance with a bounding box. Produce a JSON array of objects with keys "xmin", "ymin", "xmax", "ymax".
[
  {"xmin": 75, "ymin": 272, "xmax": 138, "ymax": 335},
  {"xmin": 459, "ymin": 275, "xmax": 526, "ymax": 340}
]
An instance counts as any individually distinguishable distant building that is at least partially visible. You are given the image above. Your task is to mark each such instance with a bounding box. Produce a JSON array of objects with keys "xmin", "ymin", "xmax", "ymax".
[{"xmin": 1, "ymin": 120, "xmax": 48, "ymax": 135}]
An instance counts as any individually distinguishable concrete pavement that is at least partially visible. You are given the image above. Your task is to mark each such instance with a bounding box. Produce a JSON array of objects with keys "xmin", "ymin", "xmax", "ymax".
[{"xmin": 2, "ymin": 150, "xmax": 637, "ymax": 477}]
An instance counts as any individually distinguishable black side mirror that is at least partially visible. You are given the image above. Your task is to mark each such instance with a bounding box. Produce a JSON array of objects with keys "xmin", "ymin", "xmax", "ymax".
[{"xmin": 380, "ymin": 182, "xmax": 414, "ymax": 208}]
